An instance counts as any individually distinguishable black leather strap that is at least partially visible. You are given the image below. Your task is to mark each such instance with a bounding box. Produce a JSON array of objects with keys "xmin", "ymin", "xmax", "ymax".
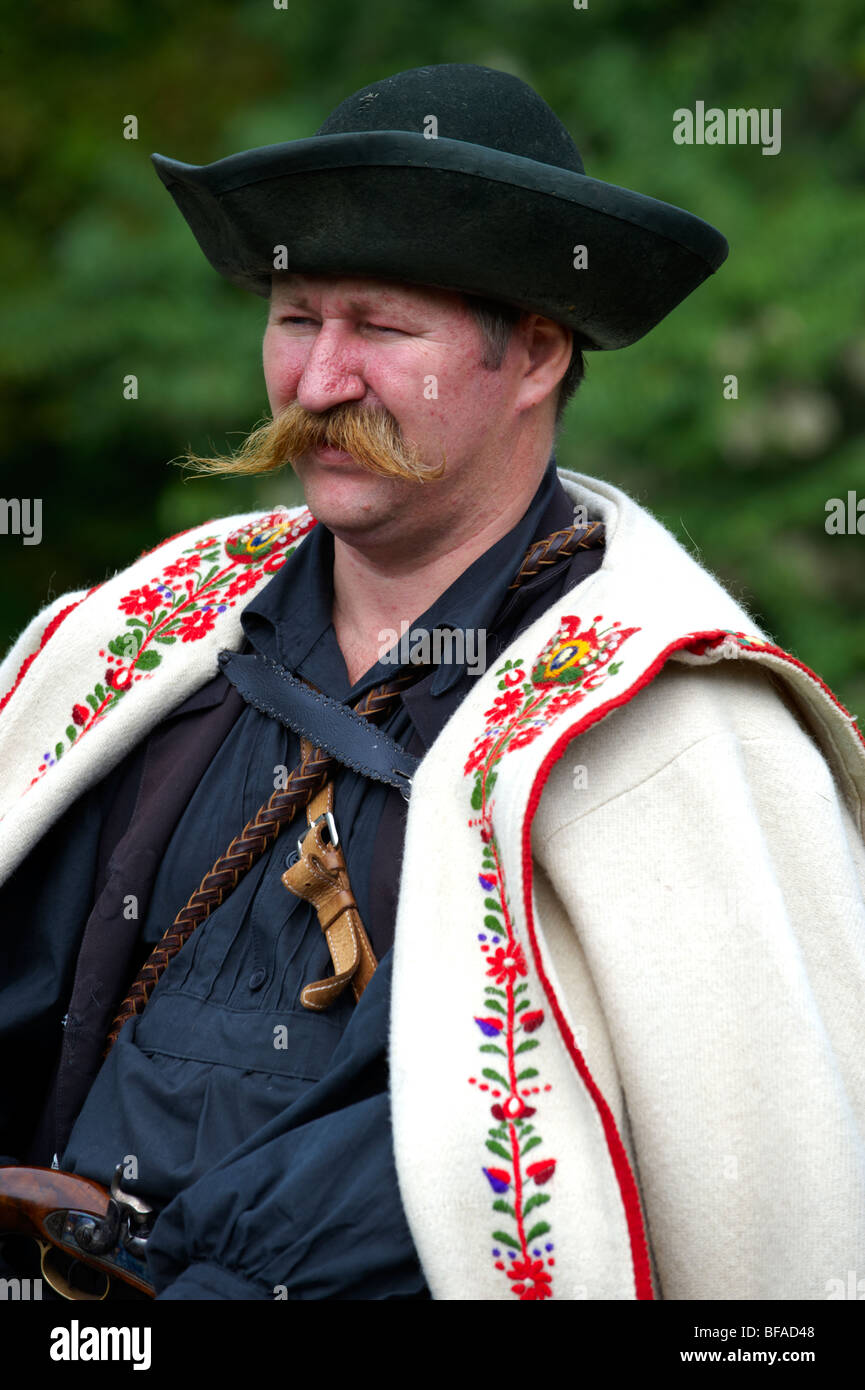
[{"xmin": 217, "ymin": 650, "xmax": 420, "ymax": 792}]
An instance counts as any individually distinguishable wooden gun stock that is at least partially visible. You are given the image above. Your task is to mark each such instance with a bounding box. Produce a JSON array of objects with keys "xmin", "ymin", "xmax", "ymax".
[{"xmin": 0, "ymin": 1165, "xmax": 155, "ymax": 1298}]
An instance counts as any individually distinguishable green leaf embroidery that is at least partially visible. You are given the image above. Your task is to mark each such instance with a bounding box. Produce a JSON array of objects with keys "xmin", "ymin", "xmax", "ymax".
[
  {"xmin": 525, "ymin": 1221, "xmax": 551, "ymax": 1242},
  {"xmin": 154, "ymin": 634, "xmax": 177, "ymax": 644},
  {"xmin": 481, "ymin": 1068, "xmax": 510, "ymax": 1088},
  {"xmin": 515, "ymin": 1040, "xmax": 539, "ymax": 1055},
  {"xmin": 516, "ymin": 1067, "xmax": 539, "ymax": 1081},
  {"xmin": 492, "ymin": 1230, "xmax": 521, "ymax": 1251},
  {"xmin": 486, "ymin": 1140, "xmax": 511, "ymax": 1161},
  {"xmin": 484, "ymin": 898, "xmax": 503, "ymax": 913},
  {"xmin": 479, "ymin": 1044, "xmax": 506, "ymax": 1056},
  {"xmin": 86, "ymin": 682, "xmax": 108, "ymax": 712},
  {"xmin": 521, "ymin": 1135, "xmax": 542, "ymax": 1157},
  {"xmin": 492, "ymin": 1199, "xmax": 516, "ymax": 1217},
  {"xmin": 523, "ymin": 1193, "xmax": 551, "ymax": 1216},
  {"xmin": 135, "ymin": 650, "xmax": 162, "ymax": 672},
  {"xmin": 483, "ymin": 998, "xmax": 506, "ymax": 1016},
  {"xmin": 65, "ymin": 725, "xmax": 77, "ymax": 742}
]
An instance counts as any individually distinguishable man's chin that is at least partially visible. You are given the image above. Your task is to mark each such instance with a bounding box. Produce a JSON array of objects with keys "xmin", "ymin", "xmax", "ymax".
[{"xmin": 298, "ymin": 465, "xmax": 427, "ymax": 542}]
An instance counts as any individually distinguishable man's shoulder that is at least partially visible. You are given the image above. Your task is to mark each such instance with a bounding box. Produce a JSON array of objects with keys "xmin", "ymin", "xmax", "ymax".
[
  {"xmin": 0, "ymin": 504, "xmax": 316, "ymax": 699},
  {"xmin": 471, "ymin": 477, "xmax": 864, "ymax": 839},
  {"xmin": 531, "ymin": 658, "xmax": 831, "ymax": 834},
  {"xmin": 0, "ymin": 502, "xmax": 319, "ymax": 884}
]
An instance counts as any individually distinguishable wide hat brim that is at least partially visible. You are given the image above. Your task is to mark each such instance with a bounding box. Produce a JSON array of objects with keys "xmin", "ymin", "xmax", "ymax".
[{"xmin": 152, "ymin": 130, "xmax": 728, "ymax": 350}]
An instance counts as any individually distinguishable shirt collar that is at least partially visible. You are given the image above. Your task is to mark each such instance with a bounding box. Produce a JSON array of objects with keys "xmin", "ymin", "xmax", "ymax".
[{"xmin": 241, "ymin": 452, "xmax": 566, "ymax": 697}]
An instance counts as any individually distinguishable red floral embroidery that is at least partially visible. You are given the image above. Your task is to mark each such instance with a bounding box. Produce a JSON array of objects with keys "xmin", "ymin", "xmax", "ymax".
[
  {"xmin": 485, "ymin": 944, "xmax": 528, "ymax": 986},
  {"xmin": 175, "ymin": 609, "xmax": 218, "ymax": 643},
  {"xmin": 105, "ymin": 666, "xmax": 133, "ymax": 692},
  {"xmin": 507, "ymin": 1257, "xmax": 553, "ymax": 1300},
  {"xmin": 225, "ymin": 568, "xmax": 265, "ymax": 600},
  {"xmin": 483, "ymin": 688, "xmax": 525, "ymax": 722},
  {"xmin": 506, "ymin": 723, "xmax": 547, "ymax": 751},
  {"xmin": 526, "ymin": 1158, "xmax": 556, "ymax": 1184},
  {"xmin": 119, "ymin": 585, "xmax": 163, "ymax": 617},
  {"xmin": 465, "ymin": 614, "xmax": 640, "ymax": 1300},
  {"xmin": 25, "ymin": 510, "xmax": 317, "ymax": 789},
  {"xmin": 162, "ymin": 555, "xmax": 202, "ymax": 579},
  {"xmin": 464, "ymin": 735, "xmax": 495, "ymax": 775}
]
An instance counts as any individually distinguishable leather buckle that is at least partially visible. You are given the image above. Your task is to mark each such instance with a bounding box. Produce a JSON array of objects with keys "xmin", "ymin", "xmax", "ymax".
[
  {"xmin": 299, "ymin": 809, "xmax": 338, "ymax": 857},
  {"xmin": 392, "ymin": 768, "xmax": 412, "ymax": 803}
]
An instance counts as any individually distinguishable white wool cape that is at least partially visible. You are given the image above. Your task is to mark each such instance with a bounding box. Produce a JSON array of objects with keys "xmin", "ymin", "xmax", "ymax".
[{"xmin": 1, "ymin": 468, "xmax": 863, "ymax": 1302}]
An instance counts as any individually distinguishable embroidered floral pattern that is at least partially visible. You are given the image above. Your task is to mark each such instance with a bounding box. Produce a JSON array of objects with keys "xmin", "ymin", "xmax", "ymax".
[
  {"xmin": 31, "ymin": 510, "xmax": 316, "ymax": 785},
  {"xmin": 464, "ymin": 612, "xmax": 640, "ymax": 1300},
  {"xmin": 685, "ymin": 629, "xmax": 772, "ymax": 656}
]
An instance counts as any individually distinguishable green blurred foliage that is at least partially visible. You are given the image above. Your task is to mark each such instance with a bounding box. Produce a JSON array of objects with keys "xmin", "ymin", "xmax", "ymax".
[{"xmin": 1, "ymin": 0, "xmax": 863, "ymax": 719}]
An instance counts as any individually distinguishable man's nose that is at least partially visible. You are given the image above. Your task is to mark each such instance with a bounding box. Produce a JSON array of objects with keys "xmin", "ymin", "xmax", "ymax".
[{"xmin": 293, "ymin": 323, "xmax": 368, "ymax": 414}]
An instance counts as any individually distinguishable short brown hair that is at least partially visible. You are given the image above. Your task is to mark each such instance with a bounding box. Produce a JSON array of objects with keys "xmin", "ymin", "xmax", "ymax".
[{"xmin": 462, "ymin": 293, "xmax": 586, "ymax": 425}]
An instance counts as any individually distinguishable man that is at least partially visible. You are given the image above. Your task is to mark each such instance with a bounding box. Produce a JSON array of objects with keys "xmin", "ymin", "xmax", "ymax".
[{"xmin": 1, "ymin": 63, "xmax": 863, "ymax": 1302}]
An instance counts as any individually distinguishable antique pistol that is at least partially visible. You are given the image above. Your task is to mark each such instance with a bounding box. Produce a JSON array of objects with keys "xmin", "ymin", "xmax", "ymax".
[{"xmin": 0, "ymin": 1164, "xmax": 155, "ymax": 1299}]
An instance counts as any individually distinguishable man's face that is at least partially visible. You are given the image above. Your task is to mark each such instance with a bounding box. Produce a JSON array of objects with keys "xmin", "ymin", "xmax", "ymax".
[{"xmin": 262, "ymin": 273, "xmax": 525, "ymax": 546}]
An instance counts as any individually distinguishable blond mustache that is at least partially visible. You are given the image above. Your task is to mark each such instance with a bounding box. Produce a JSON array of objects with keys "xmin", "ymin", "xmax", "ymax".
[{"xmin": 178, "ymin": 402, "xmax": 446, "ymax": 484}]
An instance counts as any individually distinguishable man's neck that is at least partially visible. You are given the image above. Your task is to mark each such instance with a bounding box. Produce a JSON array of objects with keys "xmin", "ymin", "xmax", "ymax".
[{"xmin": 330, "ymin": 464, "xmax": 551, "ymax": 687}]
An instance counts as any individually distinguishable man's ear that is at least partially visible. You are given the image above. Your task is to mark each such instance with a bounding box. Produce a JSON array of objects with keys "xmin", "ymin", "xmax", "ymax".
[{"xmin": 513, "ymin": 314, "xmax": 573, "ymax": 415}]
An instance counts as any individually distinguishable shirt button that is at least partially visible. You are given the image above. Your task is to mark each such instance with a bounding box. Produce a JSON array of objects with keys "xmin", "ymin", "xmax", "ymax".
[{"xmin": 248, "ymin": 968, "xmax": 267, "ymax": 991}]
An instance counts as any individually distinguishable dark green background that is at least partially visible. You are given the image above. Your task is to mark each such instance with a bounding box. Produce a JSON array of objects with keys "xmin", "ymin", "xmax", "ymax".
[{"xmin": 2, "ymin": 0, "xmax": 864, "ymax": 719}]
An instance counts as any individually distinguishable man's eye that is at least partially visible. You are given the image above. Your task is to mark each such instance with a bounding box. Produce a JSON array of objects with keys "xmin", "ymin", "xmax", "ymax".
[{"xmin": 275, "ymin": 318, "xmax": 401, "ymax": 332}]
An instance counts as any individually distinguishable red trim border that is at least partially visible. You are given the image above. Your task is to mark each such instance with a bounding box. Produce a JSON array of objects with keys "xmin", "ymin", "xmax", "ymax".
[
  {"xmin": 0, "ymin": 593, "xmax": 98, "ymax": 716},
  {"xmin": 518, "ymin": 626, "xmax": 865, "ymax": 1301}
]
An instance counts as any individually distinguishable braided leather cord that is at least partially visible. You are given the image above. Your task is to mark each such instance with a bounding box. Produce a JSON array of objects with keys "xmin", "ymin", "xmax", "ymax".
[
  {"xmin": 507, "ymin": 519, "xmax": 605, "ymax": 586},
  {"xmin": 104, "ymin": 517, "xmax": 604, "ymax": 1053},
  {"xmin": 103, "ymin": 672, "xmax": 417, "ymax": 1053}
]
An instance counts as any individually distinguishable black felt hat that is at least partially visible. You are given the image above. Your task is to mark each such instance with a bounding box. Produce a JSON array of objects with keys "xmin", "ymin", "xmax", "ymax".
[{"xmin": 152, "ymin": 63, "xmax": 728, "ymax": 350}]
